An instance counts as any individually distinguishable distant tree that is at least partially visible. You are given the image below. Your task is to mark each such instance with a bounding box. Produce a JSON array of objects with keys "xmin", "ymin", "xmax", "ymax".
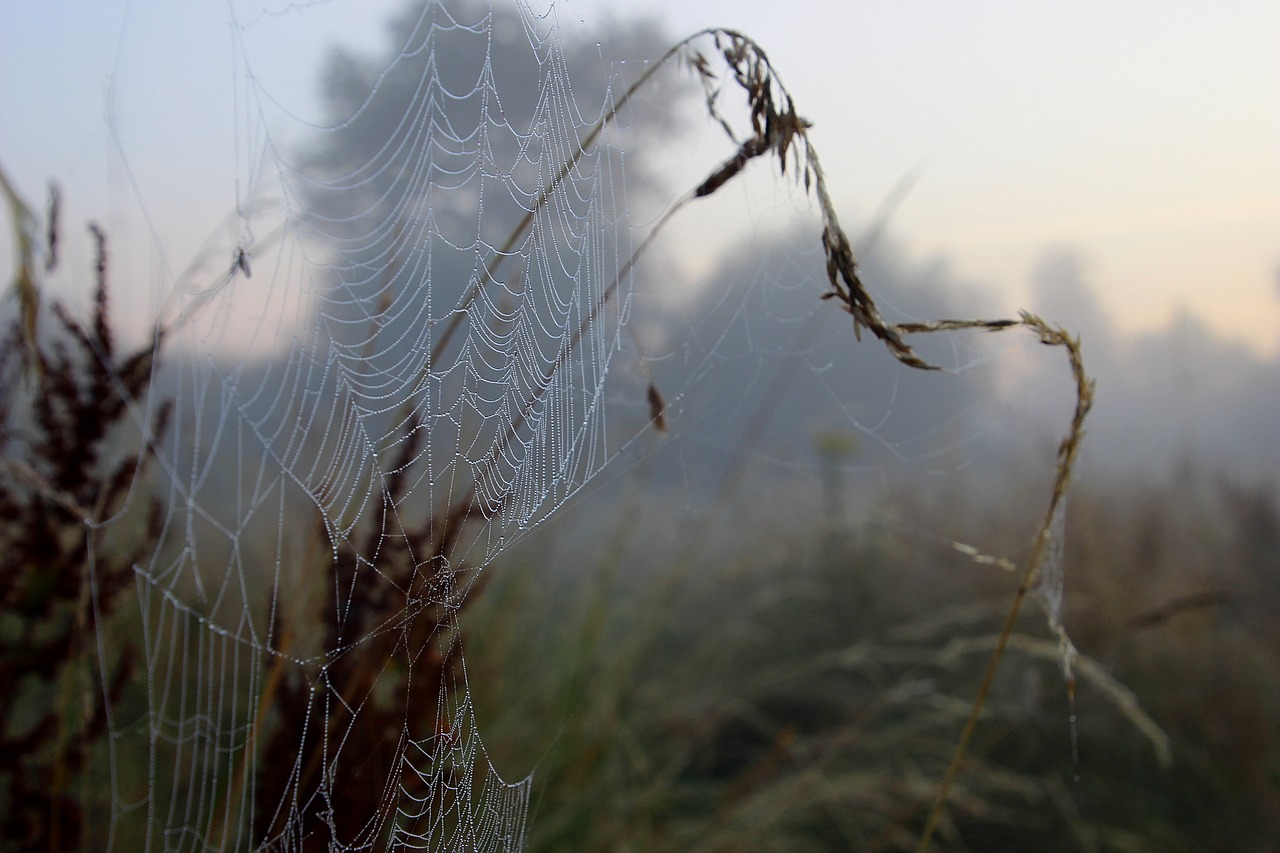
[{"xmin": 299, "ymin": 0, "xmax": 685, "ymax": 349}]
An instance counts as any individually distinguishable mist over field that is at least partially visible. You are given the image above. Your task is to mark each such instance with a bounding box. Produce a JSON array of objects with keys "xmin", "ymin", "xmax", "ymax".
[{"xmin": 2, "ymin": 1, "xmax": 1277, "ymax": 849}]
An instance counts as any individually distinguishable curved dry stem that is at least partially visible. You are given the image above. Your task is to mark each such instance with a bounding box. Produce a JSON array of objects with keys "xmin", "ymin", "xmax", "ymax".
[
  {"xmin": 913, "ymin": 312, "xmax": 1095, "ymax": 852},
  {"xmin": 412, "ymin": 29, "xmax": 1102, "ymax": 846}
]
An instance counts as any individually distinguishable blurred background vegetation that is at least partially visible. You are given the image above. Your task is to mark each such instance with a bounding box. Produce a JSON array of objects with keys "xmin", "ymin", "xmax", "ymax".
[
  {"xmin": 4, "ymin": 268, "xmax": 1277, "ymax": 848},
  {"xmin": 464, "ymin": 458, "xmax": 1280, "ymax": 851}
]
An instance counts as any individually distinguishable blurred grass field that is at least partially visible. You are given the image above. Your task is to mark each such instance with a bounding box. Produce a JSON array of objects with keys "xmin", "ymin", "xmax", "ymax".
[{"xmin": 466, "ymin": 464, "xmax": 1280, "ymax": 851}]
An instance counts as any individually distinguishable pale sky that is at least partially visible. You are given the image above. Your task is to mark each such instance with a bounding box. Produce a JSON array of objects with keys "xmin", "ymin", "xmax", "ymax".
[
  {"xmin": 3, "ymin": 1, "xmax": 1278, "ymax": 355},
  {"xmin": 615, "ymin": 0, "xmax": 1280, "ymax": 356}
]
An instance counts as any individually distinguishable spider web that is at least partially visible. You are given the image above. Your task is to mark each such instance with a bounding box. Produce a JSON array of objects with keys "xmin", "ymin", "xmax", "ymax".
[{"xmin": 76, "ymin": 1, "xmax": 672, "ymax": 849}]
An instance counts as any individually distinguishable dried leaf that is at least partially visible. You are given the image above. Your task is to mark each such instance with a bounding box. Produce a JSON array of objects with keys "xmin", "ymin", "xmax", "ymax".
[
  {"xmin": 646, "ymin": 382, "xmax": 667, "ymax": 432},
  {"xmin": 234, "ymin": 246, "xmax": 252, "ymax": 278},
  {"xmin": 695, "ymin": 135, "xmax": 769, "ymax": 198},
  {"xmin": 45, "ymin": 182, "xmax": 60, "ymax": 273},
  {"xmin": 688, "ymin": 51, "xmax": 714, "ymax": 80}
]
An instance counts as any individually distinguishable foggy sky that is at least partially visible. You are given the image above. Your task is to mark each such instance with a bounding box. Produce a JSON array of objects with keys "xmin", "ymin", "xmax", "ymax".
[
  {"xmin": 3, "ymin": 0, "xmax": 1275, "ymax": 515},
  {"xmin": 5, "ymin": 1, "xmax": 1275, "ymax": 359}
]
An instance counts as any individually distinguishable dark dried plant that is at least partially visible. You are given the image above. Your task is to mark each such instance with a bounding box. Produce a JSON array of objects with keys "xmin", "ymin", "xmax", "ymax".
[{"xmin": 0, "ymin": 192, "xmax": 169, "ymax": 850}]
